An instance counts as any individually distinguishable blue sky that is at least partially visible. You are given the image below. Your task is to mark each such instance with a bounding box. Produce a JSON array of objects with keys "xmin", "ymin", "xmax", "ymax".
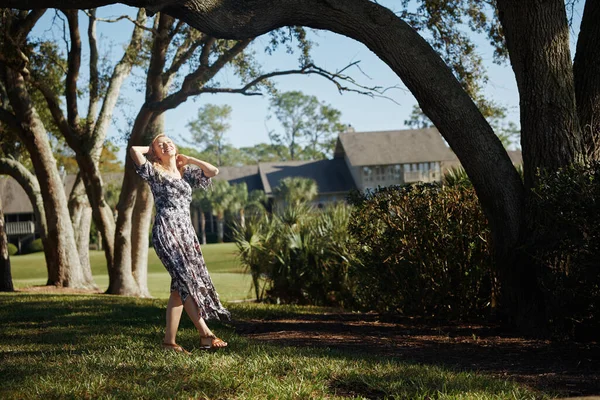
[{"xmin": 29, "ymin": 2, "xmax": 584, "ymax": 161}]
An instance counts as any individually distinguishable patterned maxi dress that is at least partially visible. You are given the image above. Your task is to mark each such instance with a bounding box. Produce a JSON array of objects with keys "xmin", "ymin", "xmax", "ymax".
[{"xmin": 135, "ymin": 159, "xmax": 231, "ymax": 321}]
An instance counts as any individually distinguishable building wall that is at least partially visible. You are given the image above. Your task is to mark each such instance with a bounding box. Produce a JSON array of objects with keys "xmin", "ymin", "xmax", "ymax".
[{"xmin": 354, "ymin": 162, "xmax": 443, "ymax": 191}]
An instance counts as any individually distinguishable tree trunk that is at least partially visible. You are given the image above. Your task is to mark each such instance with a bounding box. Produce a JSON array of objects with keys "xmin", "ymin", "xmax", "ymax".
[
  {"xmin": 217, "ymin": 212, "xmax": 224, "ymax": 243},
  {"xmin": 0, "ymin": 186, "xmax": 14, "ymax": 292},
  {"xmin": 109, "ymin": 14, "xmax": 171, "ymax": 295},
  {"xmin": 131, "ymin": 181, "xmax": 152, "ymax": 297},
  {"xmin": 198, "ymin": 208, "xmax": 207, "ymax": 245},
  {"xmin": 240, "ymin": 208, "xmax": 245, "ymax": 229},
  {"xmin": 191, "ymin": 207, "xmax": 199, "ymax": 233},
  {"xmin": 68, "ymin": 174, "xmax": 97, "ymax": 288},
  {"xmin": 574, "ymin": 0, "xmax": 600, "ymax": 160},
  {"xmin": 497, "ymin": 0, "xmax": 583, "ymax": 188},
  {"xmin": 4, "ymin": 68, "xmax": 86, "ymax": 288},
  {"xmin": 495, "ymin": 0, "xmax": 584, "ymax": 331},
  {"xmin": 0, "ymin": 158, "xmax": 55, "ymax": 282},
  {"xmin": 110, "ymin": 163, "xmax": 143, "ymax": 295}
]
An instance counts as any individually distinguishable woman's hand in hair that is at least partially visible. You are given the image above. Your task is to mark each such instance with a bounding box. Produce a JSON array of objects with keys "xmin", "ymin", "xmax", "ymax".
[{"xmin": 176, "ymin": 154, "xmax": 189, "ymax": 169}]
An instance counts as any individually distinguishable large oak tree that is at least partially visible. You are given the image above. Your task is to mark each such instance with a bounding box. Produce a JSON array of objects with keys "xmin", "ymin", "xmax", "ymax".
[{"xmin": 2, "ymin": 0, "xmax": 598, "ymax": 328}]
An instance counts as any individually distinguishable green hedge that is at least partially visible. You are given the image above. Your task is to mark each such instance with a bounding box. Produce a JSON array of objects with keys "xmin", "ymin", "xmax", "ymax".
[
  {"xmin": 23, "ymin": 238, "xmax": 44, "ymax": 254},
  {"xmin": 347, "ymin": 184, "xmax": 494, "ymax": 318},
  {"xmin": 7, "ymin": 243, "xmax": 18, "ymax": 256}
]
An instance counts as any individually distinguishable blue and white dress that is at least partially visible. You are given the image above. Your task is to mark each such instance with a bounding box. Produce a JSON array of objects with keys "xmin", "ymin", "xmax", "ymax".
[{"xmin": 135, "ymin": 159, "xmax": 231, "ymax": 321}]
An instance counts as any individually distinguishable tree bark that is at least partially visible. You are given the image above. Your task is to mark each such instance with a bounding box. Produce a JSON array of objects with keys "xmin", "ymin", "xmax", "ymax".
[
  {"xmin": 495, "ymin": 0, "xmax": 584, "ymax": 331},
  {"xmin": 3, "ymin": 69, "xmax": 86, "ymax": 288},
  {"xmin": 217, "ymin": 212, "xmax": 224, "ymax": 243},
  {"xmin": 109, "ymin": 14, "xmax": 172, "ymax": 295},
  {"xmin": 68, "ymin": 174, "xmax": 97, "ymax": 288},
  {"xmin": 574, "ymin": 0, "xmax": 600, "ymax": 160},
  {"xmin": 497, "ymin": 0, "xmax": 583, "ymax": 187},
  {"xmin": 0, "ymin": 157, "xmax": 55, "ymax": 280},
  {"xmin": 200, "ymin": 209, "xmax": 206, "ymax": 245},
  {"xmin": 131, "ymin": 182, "xmax": 152, "ymax": 297},
  {"xmin": 0, "ymin": 183, "xmax": 14, "ymax": 292}
]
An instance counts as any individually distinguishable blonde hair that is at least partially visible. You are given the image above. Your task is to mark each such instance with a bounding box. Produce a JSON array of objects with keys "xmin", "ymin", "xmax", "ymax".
[{"xmin": 147, "ymin": 134, "xmax": 184, "ymax": 177}]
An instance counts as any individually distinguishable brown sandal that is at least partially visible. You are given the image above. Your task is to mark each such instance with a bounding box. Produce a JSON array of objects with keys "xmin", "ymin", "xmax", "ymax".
[
  {"xmin": 200, "ymin": 334, "xmax": 228, "ymax": 350},
  {"xmin": 162, "ymin": 342, "xmax": 191, "ymax": 354}
]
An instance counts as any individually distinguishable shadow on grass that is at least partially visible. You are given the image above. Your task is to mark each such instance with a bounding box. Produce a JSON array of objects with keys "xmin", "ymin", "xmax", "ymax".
[
  {"xmin": 1, "ymin": 294, "xmax": 594, "ymax": 399},
  {"xmin": 227, "ymin": 304, "xmax": 600, "ymax": 397}
]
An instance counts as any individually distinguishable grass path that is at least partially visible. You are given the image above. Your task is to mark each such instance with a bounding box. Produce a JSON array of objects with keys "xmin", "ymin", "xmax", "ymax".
[{"xmin": 0, "ymin": 294, "xmax": 544, "ymax": 400}]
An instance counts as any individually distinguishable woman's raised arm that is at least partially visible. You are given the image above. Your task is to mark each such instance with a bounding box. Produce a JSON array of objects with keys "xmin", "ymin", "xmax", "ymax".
[{"xmin": 130, "ymin": 146, "xmax": 150, "ymax": 167}]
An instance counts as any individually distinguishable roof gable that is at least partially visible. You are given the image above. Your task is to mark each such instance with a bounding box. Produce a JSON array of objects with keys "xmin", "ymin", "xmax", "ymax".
[{"xmin": 338, "ymin": 128, "xmax": 457, "ymax": 166}]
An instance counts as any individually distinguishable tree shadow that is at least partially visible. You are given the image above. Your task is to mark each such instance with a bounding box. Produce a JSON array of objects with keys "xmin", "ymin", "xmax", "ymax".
[{"xmin": 229, "ymin": 310, "xmax": 600, "ymax": 396}]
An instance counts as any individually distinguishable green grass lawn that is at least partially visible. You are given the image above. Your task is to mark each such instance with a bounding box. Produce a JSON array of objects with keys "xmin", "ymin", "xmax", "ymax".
[
  {"xmin": 0, "ymin": 294, "xmax": 544, "ymax": 400},
  {"xmin": 9, "ymin": 243, "xmax": 253, "ymax": 302}
]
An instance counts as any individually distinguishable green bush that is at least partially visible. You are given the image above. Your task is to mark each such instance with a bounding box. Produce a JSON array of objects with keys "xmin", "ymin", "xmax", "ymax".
[
  {"xmin": 347, "ymin": 184, "xmax": 494, "ymax": 318},
  {"xmin": 23, "ymin": 238, "xmax": 44, "ymax": 254},
  {"xmin": 7, "ymin": 243, "xmax": 18, "ymax": 256},
  {"xmin": 531, "ymin": 161, "xmax": 600, "ymax": 339}
]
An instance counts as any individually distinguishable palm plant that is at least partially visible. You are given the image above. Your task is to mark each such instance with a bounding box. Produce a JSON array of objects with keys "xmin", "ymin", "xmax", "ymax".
[
  {"xmin": 206, "ymin": 179, "xmax": 234, "ymax": 243},
  {"xmin": 443, "ymin": 166, "xmax": 471, "ymax": 187},
  {"xmin": 273, "ymin": 177, "xmax": 318, "ymax": 209},
  {"xmin": 232, "ymin": 215, "xmax": 277, "ymax": 301},
  {"xmin": 228, "ymin": 184, "xmax": 268, "ymax": 229},
  {"xmin": 192, "ymin": 190, "xmax": 212, "ymax": 244}
]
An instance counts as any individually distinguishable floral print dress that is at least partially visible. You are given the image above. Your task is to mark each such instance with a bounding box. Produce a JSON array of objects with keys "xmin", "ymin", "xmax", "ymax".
[{"xmin": 135, "ymin": 159, "xmax": 231, "ymax": 321}]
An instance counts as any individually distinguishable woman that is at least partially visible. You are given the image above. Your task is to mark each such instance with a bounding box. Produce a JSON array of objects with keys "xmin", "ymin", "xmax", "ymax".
[{"xmin": 130, "ymin": 134, "xmax": 230, "ymax": 352}]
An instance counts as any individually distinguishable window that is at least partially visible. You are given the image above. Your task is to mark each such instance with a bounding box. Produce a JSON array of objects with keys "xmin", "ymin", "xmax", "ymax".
[
  {"xmin": 363, "ymin": 167, "xmax": 373, "ymax": 183},
  {"xmin": 393, "ymin": 164, "xmax": 402, "ymax": 180},
  {"xmin": 374, "ymin": 166, "xmax": 385, "ymax": 181}
]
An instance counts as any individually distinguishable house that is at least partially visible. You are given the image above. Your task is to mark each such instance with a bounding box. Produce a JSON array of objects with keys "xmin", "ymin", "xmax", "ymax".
[
  {"xmin": 333, "ymin": 128, "xmax": 460, "ymax": 191},
  {"xmin": 1, "ymin": 127, "xmax": 523, "ymax": 245}
]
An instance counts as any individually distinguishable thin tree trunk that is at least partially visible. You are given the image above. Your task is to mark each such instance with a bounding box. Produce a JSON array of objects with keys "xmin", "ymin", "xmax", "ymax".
[
  {"xmin": 131, "ymin": 180, "xmax": 152, "ymax": 298},
  {"xmin": 0, "ymin": 158, "xmax": 55, "ymax": 282},
  {"xmin": 68, "ymin": 174, "xmax": 97, "ymax": 288},
  {"xmin": 4, "ymin": 69, "xmax": 85, "ymax": 288},
  {"xmin": 0, "ymin": 184, "xmax": 14, "ymax": 292},
  {"xmin": 200, "ymin": 209, "xmax": 206, "ymax": 245},
  {"xmin": 217, "ymin": 212, "xmax": 224, "ymax": 243},
  {"xmin": 110, "ymin": 163, "xmax": 144, "ymax": 295},
  {"xmin": 191, "ymin": 207, "xmax": 199, "ymax": 233},
  {"xmin": 574, "ymin": 0, "xmax": 600, "ymax": 160}
]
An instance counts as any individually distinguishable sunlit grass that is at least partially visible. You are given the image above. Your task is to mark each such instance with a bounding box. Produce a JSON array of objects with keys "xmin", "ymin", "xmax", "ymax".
[
  {"xmin": 0, "ymin": 294, "xmax": 546, "ymax": 400},
  {"xmin": 9, "ymin": 243, "xmax": 252, "ymax": 301}
]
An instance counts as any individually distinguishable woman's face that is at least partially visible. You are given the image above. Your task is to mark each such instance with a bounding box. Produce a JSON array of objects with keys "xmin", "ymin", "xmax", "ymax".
[{"xmin": 153, "ymin": 136, "xmax": 177, "ymax": 161}]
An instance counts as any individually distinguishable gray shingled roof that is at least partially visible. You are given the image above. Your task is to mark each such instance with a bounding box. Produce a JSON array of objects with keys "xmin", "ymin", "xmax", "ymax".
[
  {"xmin": 213, "ymin": 165, "xmax": 263, "ymax": 192},
  {"xmin": 1, "ymin": 172, "xmax": 124, "ymax": 215},
  {"xmin": 335, "ymin": 128, "xmax": 456, "ymax": 166},
  {"xmin": 1, "ymin": 177, "xmax": 32, "ymax": 214},
  {"xmin": 258, "ymin": 159, "xmax": 356, "ymax": 196}
]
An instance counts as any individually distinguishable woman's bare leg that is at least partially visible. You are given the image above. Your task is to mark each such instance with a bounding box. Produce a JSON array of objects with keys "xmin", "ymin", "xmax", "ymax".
[
  {"xmin": 164, "ymin": 291, "xmax": 184, "ymax": 345},
  {"xmin": 183, "ymin": 296, "xmax": 227, "ymax": 347}
]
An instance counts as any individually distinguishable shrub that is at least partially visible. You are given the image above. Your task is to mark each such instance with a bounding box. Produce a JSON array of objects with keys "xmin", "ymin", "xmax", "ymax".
[
  {"xmin": 531, "ymin": 161, "xmax": 600, "ymax": 338},
  {"xmin": 7, "ymin": 243, "xmax": 18, "ymax": 256},
  {"xmin": 347, "ymin": 184, "xmax": 494, "ymax": 318},
  {"xmin": 23, "ymin": 238, "xmax": 44, "ymax": 254},
  {"xmin": 233, "ymin": 203, "xmax": 357, "ymax": 306}
]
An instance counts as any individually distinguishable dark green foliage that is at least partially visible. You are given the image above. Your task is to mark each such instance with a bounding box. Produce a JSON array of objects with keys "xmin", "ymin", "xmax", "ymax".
[
  {"xmin": 7, "ymin": 243, "xmax": 18, "ymax": 256},
  {"xmin": 531, "ymin": 161, "xmax": 600, "ymax": 339},
  {"xmin": 347, "ymin": 184, "xmax": 494, "ymax": 318},
  {"xmin": 23, "ymin": 238, "xmax": 43, "ymax": 254}
]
